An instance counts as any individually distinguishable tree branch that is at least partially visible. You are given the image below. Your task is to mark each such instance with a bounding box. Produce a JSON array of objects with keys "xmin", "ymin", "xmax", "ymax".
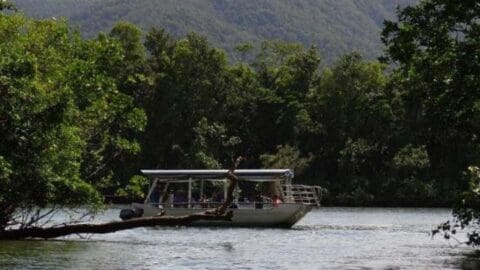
[
  {"xmin": 0, "ymin": 211, "xmax": 233, "ymax": 240},
  {"xmin": 0, "ymin": 156, "xmax": 244, "ymax": 240}
]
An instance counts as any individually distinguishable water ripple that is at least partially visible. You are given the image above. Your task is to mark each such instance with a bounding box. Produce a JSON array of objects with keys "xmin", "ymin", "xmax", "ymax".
[{"xmin": 0, "ymin": 207, "xmax": 475, "ymax": 270}]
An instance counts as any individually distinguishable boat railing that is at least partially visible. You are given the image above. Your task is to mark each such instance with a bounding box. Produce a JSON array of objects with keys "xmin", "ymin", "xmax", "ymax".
[
  {"xmin": 146, "ymin": 201, "xmax": 282, "ymax": 210},
  {"xmin": 283, "ymin": 184, "xmax": 325, "ymax": 206}
]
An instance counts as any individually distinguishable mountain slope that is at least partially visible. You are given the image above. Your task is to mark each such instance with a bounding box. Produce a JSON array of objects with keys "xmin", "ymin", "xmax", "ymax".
[{"xmin": 12, "ymin": 0, "xmax": 416, "ymax": 63}]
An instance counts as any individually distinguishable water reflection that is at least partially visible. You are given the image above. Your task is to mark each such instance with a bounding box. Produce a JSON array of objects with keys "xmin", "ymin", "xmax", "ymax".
[
  {"xmin": 459, "ymin": 251, "xmax": 480, "ymax": 270},
  {"xmin": 220, "ymin": 242, "xmax": 235, "ymax": 252}
]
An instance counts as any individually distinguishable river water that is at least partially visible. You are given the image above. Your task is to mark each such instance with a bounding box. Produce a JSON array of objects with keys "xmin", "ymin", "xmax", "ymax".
[{"xmin": 0, "ymin": 207, "xmax": 479, "ymax": 269}]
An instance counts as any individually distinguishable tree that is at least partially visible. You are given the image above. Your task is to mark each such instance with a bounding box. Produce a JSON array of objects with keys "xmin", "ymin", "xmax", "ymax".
[
  {"xmin": 304, "ymin": 53, "xmax": 392, "ymax": 204},
  {"xmin": 0, "ymin": 13, "xmax": 98, "ymax": 230},
  {"xmin": 434, "ymin": 166, "xmax": 480, "ymax": 246},
  {"xmin": 68, "ymin": 31, "xmax": 147, "ymax": 198},
  {"xmin": 0, "ymin": 0, "xmax": 16, "ymax": 11},
  {"xmin": 248, "ymin": 41, "xmax": 322, "ymax": 159},
  {"xmin": 108, "ymin": 22, "xmax": 150, "ymax": 103},
  {"xmin": 382, "ymin": 0, "xmax": 480, "ymax": 201},
  {"xmin": 191, "ymin": 117, "xmax": 241, "ymax": 169},
  {"xmin": 0, "ymin": 157, "xmax": 243, "ymax": 240},
  {"xmin": 0, "ymin": 12, "xmax": 144, "ymax": 230},
  {"xmin": 260, "ymin": 145, "xmax": 312, "ymax": 175},
  {"xmin": 382, "ymin": 0, "xmax": 480, "ymax": 244},
  {"xmin": 143, "ymin": 31, "xmax": 233, "ymax": 169},
  {"xmin": 95, "ymin": 22, "xmax": 152, "ymax": 199}
]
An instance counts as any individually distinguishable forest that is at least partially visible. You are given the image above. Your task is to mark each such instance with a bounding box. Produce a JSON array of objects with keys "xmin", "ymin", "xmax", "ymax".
[
  {"xmin": 12, "ymin": 0, "xmax": 417, "ymax": 64},
  {"xmin": 1, "ymin": 0, "xmax": 480, "ymax": 244}
]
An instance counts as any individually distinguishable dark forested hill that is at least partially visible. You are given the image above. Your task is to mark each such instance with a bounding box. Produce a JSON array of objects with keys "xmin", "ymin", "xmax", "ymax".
[{"xmin": 12, "ymin": 0, "xmax": 416, "ymax": 63}]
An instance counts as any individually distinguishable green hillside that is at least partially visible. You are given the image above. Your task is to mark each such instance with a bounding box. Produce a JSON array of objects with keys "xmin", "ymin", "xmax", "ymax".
[{"xmin": 12, "ymin": 0, "xmax": 416, "ymax": 63}]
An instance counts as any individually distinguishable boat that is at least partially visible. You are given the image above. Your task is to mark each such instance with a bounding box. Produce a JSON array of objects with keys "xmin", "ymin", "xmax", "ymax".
[{"xmin": 120, "ymin": 169, "xmax": 323, "ymax": 228}]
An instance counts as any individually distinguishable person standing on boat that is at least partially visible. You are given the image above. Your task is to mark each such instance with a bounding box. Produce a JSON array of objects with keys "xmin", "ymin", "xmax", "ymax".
[
  {"xmin": 149, "ymin": 187, "xmax": 160, "ymax": 206},
  {"xmin": 200, "ymin": 195, "xmax": 209, "ymax": 208},
  {"xmin": 169, "ymin": 191, "xmax": 174, "ymax": 208},
  {"xmin": 272, "ymin": 195, "xmax": 282, "ymax": 206},
  {"xmin": 255, "ymin": 193, "xmax": 263, "ymax": 209}
]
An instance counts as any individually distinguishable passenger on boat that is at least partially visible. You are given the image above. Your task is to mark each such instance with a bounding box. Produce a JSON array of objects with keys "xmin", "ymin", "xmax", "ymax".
[
  {"xmin": 210, "ymin": 191, "xmax": 224, "ymax": 205},
  {"xmin": 149, "ymin": 187, "xmax": 160, "ymax": 206},
  {"xmin": 169, "ymin": 191, "xmax": 174, "ymax": 207},
  {"xmin": 215, "ymin": 192, "xmax": 224, "ymax": 203},
  {"xmin": 191, "ymin": 197, "xmax": 197, "ymax": 207},
  {"xmin": 272, "ymin": 195, "xmax": 282, "ymax": 206},
  {"xmin": 255, "ymin": 193, "xmax": 263, "ymax": 209},
  {"xmin": 200, "ymin": 195, "xmax": 209, "ymax": 208},
  {"xmin": 173, "ymin": 191, "xmax": 187, "ymax": 207}
]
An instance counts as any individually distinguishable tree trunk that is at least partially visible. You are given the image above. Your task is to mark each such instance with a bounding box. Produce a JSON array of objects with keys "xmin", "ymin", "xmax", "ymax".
[
  {"xmin": 207, "ymin": 156, "xmax": 244, "ymax": 215},
  {"xmin": 0, "ymin": 211, "xmax": 233, "ymax": 240},
  {"xmin": 0, "ymin": 157, "xmax": 244, "ymax": 240}
]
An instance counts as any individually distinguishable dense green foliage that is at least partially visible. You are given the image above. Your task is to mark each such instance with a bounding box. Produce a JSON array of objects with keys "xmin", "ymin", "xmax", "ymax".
[
  {"xmin": 12, "ymin": 0, "xmax": 416, "ymax": 64},
  {"xmin": 1, "ymin": 0, "xmax": 479, "ymax": 240},
  {"xmin": 382, "ymin": 0, "xmax": 480, "ymax": 199},
  {"xmin": 382, "ymin": 0, "xmax": 480, "ymax": 246},
  {"xmin": 0, "ymin": 12, "xmax": 145, "ymax": 229}
]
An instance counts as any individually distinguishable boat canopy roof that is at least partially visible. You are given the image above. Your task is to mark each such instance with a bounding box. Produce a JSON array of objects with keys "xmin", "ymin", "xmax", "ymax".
[{"xmin": 141, "ymin": 169, "xmax": 294, "ymax": 182}]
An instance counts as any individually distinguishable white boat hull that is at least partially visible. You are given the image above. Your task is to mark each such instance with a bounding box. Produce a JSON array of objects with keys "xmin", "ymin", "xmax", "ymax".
[{"xmin": 131, "ymin": 203, "xmax": 312, "ymax": 228}]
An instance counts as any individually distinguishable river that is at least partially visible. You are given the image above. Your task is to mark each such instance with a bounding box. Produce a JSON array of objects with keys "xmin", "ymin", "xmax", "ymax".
[{"xmin": 0, "ymin": 207, "xmax": 479, "ymax": 269}]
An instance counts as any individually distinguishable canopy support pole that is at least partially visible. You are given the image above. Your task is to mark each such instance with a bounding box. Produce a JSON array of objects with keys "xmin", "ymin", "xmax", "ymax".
[
  {"xmin": 224, "ymin": 179, "xmax": 228, "ymax": 203},
  {"xmin": 158, "ymin": 182, "xmax": 169, "ymax": 205},
  {"xmin": 144, "ymin": 178, "xmax": 159, "ymax": 204},
  {"xmin": 188, "ymin": 177, "xmax": 192, "ymax": 208},
  {"xmin": 234, "ymin": 182, "xmax": 239, "ymax": 205}
]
